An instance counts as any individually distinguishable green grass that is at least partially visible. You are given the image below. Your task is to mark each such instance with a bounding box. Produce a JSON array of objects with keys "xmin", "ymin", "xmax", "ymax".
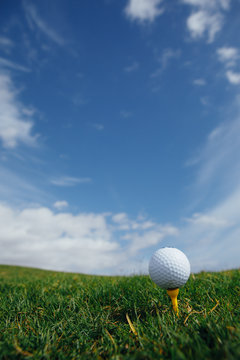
[{"xmin": 0, "ymin": 265, "xmax": 239, "ymax": 359}]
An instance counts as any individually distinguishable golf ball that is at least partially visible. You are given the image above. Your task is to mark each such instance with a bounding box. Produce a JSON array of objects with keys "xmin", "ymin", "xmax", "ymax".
[{"xmin": 149, "ymin": 247, "xmax": 190, "ymax": 289}]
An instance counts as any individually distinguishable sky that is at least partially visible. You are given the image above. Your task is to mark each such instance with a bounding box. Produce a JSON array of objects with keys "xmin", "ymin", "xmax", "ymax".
[{"xmin": 0, "ymin": 0, "xmax": 240, "ymax": 275}]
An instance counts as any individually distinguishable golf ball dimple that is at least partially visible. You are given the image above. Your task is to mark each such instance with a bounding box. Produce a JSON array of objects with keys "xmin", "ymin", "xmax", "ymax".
[{"xmin": 149, "ymin": 247, "xmax": 190, "ymax": 289}]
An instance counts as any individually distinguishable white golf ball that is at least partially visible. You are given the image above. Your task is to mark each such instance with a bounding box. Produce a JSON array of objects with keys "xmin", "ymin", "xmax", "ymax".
[{"xmin": 149, "ymin": 247, "xmax": 190, "ymax": 289}]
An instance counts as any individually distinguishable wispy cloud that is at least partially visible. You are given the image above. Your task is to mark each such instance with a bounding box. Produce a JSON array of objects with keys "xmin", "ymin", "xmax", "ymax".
[
  {"xmin": 112, "ymin": 212, "xmax": 155, "ymax": 231},
  {"xmin": 72, "ymin": 93, "xmax": 88, "ymax": 107},
  {"xmin": 179, "ymin": 186, "xmax": 240, "ymax": 272},
  {"xmin": 200, "ymin": 96, "xmax": 209, "ymax": 106},
  {"xmin": 182, "ymin": 0, "xmax": 231, "ymax": 43},
  {"xmin": 0, "ymin": 57, "xmax": 30, "ymax": 72},
  {"xmin": 122, "ymin": 226, "xmax": 178, "ymax": 254},
  {"xmin": 180, "ymin": 101, "xmax": 240, "ymax": 271},
  {"xmin": 53, "ymin": 200, "xmax": 69, "ymax": 210},
  {"xmin": 120, "ymin": 110, "xmax": 132, "ymax": 118},
  {"xmin": 185, "ymin": 212, "xmax": 232, "ymax": 228},
  {"xmin": 0, "ymin": 36, "xmax": 14, "ymax": 49},
  {"xmin": 191, "ymin": 114, "xmax": 240, "ymax": 189},
  {"xmin": 50, "ymin": 176, "xmax": 92, "ymax": 187},
  {"xmin": 0, "ymin": 73, "xmax": 37, "ymax": 148},
  {"xmin": 92, "ymin": 123, "xmax": 104, "ymax": 131},
  {"xmin": 23, "ymin": 1, "xmax": 65, "ymax": 46},
  {"xmin": 124, "ymin": 0, "xmax": 164, "ymax": 23},
  {"xmin": 151, "ymin": 48, "xmax": 180, "ymax": 78},
  {"xmin": 193, "ymin": 78, "xmax": 206, "ymax": 86},
  {"xmin": 0, "ymin": 164, "xmax": 49, "ymax": 207},
  {"xmin": 124, "ymin": 61, "xmax": 139, "ymax": 73}
]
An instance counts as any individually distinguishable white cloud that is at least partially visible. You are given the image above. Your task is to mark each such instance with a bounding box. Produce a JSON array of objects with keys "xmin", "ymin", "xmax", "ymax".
[
  {"xmin": 182, "ymin": 0, "xmax": 231, "ymax": 10},
  {"xmin": 0, "ymin": 204, "xmax": 118, "ymax": 273},
  {"xmin": 0, "ymin": 73, "xmax": 37, "ymax": 148},
  {"xmin": 193, "ymin": 78, "xmax": 206, "ymax": 86},
  {"xmin": 216, "ymin": 47, "xmax": 240, "ymax": 85},
  {"xmin": 217, "ymin": 47, "xmax": 239, "ymax": 67},
  {"xmin": 182, "ymin": 0, "xmax": 231, "ymax": 42},
  {"xmin": 0, "ymin": 203, "xmax": 177, "ymax": 275},
  {"xmin": 186, "ymin": 10, "xmax": 222, "ymax": 43},
  {"xmin": 53, "ymin": 201, "xmax": 68, "ymax": 210},
  {"xmin": 124, "ymin": 0, "xmax": 164, "ymax": 23},
  {"xmin": 50, "ymin": 176, "xmax": 92, "ymax": 187},
  {"xmin": 226, "ymin": 70, "xmax": 240, "ymax": 85},
  {"xmin": 23, "ymin": 1, "xmax": 65, "ymax": 46}
]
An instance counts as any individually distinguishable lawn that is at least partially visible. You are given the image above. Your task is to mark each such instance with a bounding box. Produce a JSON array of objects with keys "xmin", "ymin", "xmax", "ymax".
[{"xmin": 0, "ymin": 265, "xmax": 239, "ymax": 359}]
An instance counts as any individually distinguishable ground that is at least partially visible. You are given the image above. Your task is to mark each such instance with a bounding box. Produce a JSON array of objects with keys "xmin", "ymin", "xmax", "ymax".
[{"xmin": 0, "ymin": 265, "xmax": 239, "ymax": 359}]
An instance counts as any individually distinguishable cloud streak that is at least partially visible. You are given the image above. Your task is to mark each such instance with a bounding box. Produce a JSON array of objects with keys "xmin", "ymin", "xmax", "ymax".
[
  {"xmin": 0, "ymin": 164, "xmax": 50, "ymax": 207},
  {"xmin": 179, "ymin": 101, "xmax": 240, "ymax": 272},
  {"xmin": 0, "ymin": 57, "xmax": 30, "ymax": 72},
  {"xmin": 23, "ymin": 1, "xmax": 65, "ymax": 46},
  {"xmin": 50, "ymin": 176, "xmax": 92, "ymax": 187},
  {"xmin": 178, "ymin": 186, "xmax": 240, "ymax": 272}
]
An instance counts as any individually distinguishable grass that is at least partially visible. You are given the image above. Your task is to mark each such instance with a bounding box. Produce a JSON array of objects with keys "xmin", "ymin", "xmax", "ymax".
[{"xmin": 0, "ymin": 265, "xmax": 239, "ymax": 359}]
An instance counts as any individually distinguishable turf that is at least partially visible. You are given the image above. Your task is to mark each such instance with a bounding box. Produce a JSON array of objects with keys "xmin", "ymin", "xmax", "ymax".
[{"xmin": 0, "ymin": 265, "xmax": 239, "ymax": 359}]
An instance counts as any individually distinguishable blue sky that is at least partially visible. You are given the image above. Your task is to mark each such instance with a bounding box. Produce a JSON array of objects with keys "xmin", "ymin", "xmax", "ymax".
[{"xmin": 0, "ymin": 0, "xmax": 240, "ymax": 275}]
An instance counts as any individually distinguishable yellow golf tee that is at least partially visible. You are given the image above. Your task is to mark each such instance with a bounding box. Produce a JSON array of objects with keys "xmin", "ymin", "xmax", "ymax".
[{"xmin": 167, "ymin": 288, "xmax": 179, "ymax": 316}]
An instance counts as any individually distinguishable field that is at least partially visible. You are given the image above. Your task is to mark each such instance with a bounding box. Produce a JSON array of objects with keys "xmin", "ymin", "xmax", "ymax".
[{"xmin": 0, "ymin": 265, "xmax": 239, "ymax": 359}]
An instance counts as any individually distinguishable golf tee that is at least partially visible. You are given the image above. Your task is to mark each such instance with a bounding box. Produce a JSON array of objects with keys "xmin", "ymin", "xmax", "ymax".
[{"xmin": 167, "ymin": 288, "xmax": 179, "ymax": 317}]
